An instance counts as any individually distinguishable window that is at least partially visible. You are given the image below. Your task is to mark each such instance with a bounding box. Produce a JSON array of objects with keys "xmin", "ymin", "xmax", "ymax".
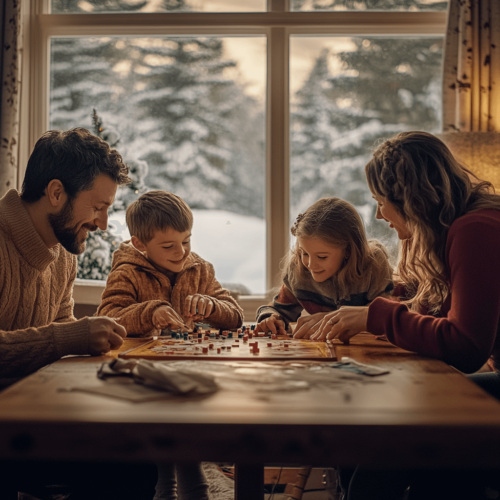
[{"xmin": 23, "ymin": 0, "xmax": 447, "ymax": 313}]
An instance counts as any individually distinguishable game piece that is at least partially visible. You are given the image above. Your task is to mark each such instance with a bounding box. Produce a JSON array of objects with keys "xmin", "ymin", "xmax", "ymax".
[
  {"xmin": 243, "ymin": 337, "xmax": 248, "ymax": 343},
  {"xmin": 228, "ymin": 332, "xmax": 233, "ymax": 338},
  {"xmin": 267, "ymin": 342, "xmax": 272, "ymax": 347},
  {"xmin": 204, "ymin": 336, "xmax": 209, "ymax": 340},
  {"xmin": 227, "ymin": 346, "xmax": 232, "ymax": 350},
  {"xmin": 232, "ymin": 344, "xmax": 239, "ymax": 348},
  {"xmin": 198, "ymin": 338, "xmax": 202, "ymax": 344},
  {"xmin": 272, "ymin": 334, "xmax": 277, "ymax": 340},
  {"xmin": 209, "ymin": 343, "xmax": 214, "ymax": 349},
  {"xmin": 235, "ymin": 339, "xmax": 239, "ymax": 342},
  {"xmin": 248, "ymin": 332, "xmax": 253, "ymax": 339},
  {"xmin": 250, "ymin": 324, "xmax": 255, "ymax": 331},
  {"xmin": 217, "ymin": 348, "xmax": 221, "ymax": 354},
  {"xmin": 202, "ymin": 347, "xmax": 208, "ymax": 354},
  {"xmin": 242, "ymin": 325, "xmax": 246, "ymax": 332}
]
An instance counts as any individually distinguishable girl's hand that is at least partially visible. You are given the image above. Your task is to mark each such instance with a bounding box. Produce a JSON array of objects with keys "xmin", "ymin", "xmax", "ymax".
[
  {"xmin": 185, "ymin": 294, "xmax": 214, "ymax": 318},
  {"xmin": 254, "ymin": 314, "xmax": 286, "ymax": 336},
  {"xmin": 293, "ymin": 311, "xmax": 331, "ymax": 339},
  {"xmin": 153, "ymin": 305, "xmax": 189, "ymax": 331},
  {"xmin": 311, "ymin": 306, "xmax": 369, "ymax": 343}
]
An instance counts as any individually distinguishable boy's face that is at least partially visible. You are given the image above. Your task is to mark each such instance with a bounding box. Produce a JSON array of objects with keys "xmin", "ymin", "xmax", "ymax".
[{"xmin": 133, "ymin": 227, "xmax": 192, "ymax": 273}]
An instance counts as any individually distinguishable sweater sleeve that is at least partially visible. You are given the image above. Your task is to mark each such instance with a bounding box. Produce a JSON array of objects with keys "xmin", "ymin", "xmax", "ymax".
[
  {"xmin": 0, "ymin": 318, "xmax": 90, "ymax": 385},
  {"xmin": 54, "ymin": 255, "xmax": 78, "ymax": 323},
  {"xmin": 204, "ymin": 265, "xmax": 244, "ymax": 329},
  {"xmin": 97, "ymin": 268, "xmax": 171, "ymax": 337},
  {"xmin": 256, "ymin": 283, "xmax": 303, "ymax": 329},
  {"xmin": 367, "ymin": 216, "xmax": 500, "ymax": 373}
]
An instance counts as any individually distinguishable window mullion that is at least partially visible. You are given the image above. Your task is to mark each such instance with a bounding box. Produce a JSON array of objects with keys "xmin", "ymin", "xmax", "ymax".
[{"xmin": 267, "ymin": 26, "xmax": 289, "ymax": 295}]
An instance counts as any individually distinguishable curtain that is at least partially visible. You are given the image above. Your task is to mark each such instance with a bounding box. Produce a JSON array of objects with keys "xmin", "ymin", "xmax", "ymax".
[
  {"xmin": 0, "ymin": 0, "xmax": 23, "ymax": 198},
  {"xmin": 442, "ymin": 0, "xmax": 500, "ymax": 132}
]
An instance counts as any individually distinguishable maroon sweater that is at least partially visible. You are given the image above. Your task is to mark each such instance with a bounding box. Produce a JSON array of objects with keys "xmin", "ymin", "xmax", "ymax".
[{"xmin": 368, "ymin": 209, "xmax": 500, "ymax": 374}]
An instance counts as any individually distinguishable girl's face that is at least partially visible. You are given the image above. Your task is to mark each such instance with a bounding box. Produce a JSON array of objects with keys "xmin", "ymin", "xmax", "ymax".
[
  {"xmin": 297, "ymin": 236, "xmax": 346, "ymax": 282},
  {"xmin": 372, "ymin": 194, "xmax": 412, "ymax": 240}
]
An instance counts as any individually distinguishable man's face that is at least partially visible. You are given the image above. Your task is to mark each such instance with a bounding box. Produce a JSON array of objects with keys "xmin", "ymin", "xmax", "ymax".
[{"xmin": 48, "ymin": 174, "xmax": 117, "ymax": 255}]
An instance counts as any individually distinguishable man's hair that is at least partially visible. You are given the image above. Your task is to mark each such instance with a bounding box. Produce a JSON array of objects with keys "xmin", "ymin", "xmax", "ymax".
[
  {"xmin": 20, "ymin": 128, "xmax": 130, "ymax": 203},
  {"xmin": 126, "ymin": 190, "xmax": 193, "ymax": 243}
]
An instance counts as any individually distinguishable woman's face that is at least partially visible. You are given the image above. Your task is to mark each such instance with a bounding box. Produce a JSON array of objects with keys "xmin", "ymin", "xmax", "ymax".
[{"xmin": 372, "ymin": 194, "xmax": 412, "ymax": 240}]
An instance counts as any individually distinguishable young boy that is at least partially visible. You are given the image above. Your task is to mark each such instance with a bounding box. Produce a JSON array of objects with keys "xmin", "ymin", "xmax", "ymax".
[{"xmin": 97, "ymin": 190, "xmax": 243, "ymax": 336}]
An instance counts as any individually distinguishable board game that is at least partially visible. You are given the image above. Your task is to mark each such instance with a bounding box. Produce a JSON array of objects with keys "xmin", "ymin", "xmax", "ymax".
[{"xmin": 119, "ymin": 328, "xmax": 337, "ymax": 361}]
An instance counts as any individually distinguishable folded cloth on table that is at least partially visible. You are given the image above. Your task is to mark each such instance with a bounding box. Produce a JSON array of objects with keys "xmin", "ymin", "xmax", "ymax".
[
  {"xmin": 329, "ymin": 357, "xmax": 390, "ymax": 376},
  {"xmin": 98, "ymin": 358, "xmax": 219, "ymax": 395}
]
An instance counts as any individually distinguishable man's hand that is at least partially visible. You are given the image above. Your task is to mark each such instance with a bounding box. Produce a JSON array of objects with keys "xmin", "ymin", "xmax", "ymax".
[
  {"xmin": 254, "ymin": 314, "xmax": 286, "ymax": 336},
  {"xmin": 293, "ymin": 311, "xmax": 331, "ymax": 339},
  {"xmin": 153, "ymin": 305, "xmax": 189, "ymax": 331},
  {"xmin": 88, "ymin": 317, "xmax": 127, "ymax": 355},
  {"xmin": 185, "ymin": 294, "xmax": 214, "ymax": 319},
  {"xmin": 311, "ymin": 306, "xmax": 369, "ymax": 343}
]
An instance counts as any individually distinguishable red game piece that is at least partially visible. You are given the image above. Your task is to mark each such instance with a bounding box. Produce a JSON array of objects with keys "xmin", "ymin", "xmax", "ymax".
[
  {"xmin": 202, "ymin": 347, "xmax": 208, "ymax": 354},
  {"xmin": 232, "ymin": 344, "xmax": 239, "ymax": 348},
  {"xmin": 209, "ymin": 343, "xmax": 214, "ymax": 349},
  {"xmin": 198, "ymin": 338, "xmax": 202, "ymax": 343},
  {"xmin": 217, "ymin": 348, "xmax": 221, "ymax": 354},
  {"xmin": 227, "ymin": 346, "xmax": 232, "ymax": 350},
  {"xmin": 267, "ymin": 342, "xmax": 272, "ymax": 347},
  {"xmin": 248, "ymin": 333, "xmax": 253, "ymax": 339}
]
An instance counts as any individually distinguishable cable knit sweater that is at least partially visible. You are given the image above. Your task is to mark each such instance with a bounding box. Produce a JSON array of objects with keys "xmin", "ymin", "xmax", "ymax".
[
  {"xmin": 0, "ymin": 190, "xmax": 90, "ymax": 388},
  {"xmin": 97, "ymin": 241, "xmax": 244, "ymax": 336}
]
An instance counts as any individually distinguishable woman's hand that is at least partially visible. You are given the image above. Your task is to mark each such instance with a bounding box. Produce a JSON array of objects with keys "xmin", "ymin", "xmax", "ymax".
[
  {"xmin": 293, "ymin": 311, "xmax": 331, "ymax": 339},
  {"xmin": 310, "ymin": 306, "xmax": 369, "ymax": 343},
  {"xmin": 254, "ymin": 314, "xmax": 287, "ymax": 336}
]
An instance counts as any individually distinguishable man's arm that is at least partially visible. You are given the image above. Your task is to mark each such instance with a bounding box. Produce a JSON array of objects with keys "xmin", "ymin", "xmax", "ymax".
[
  {"xmin": 0, "ymin": 319, "xmax": 90, "ymax": 385},
  {"xmin": 54, "ymin": 255, "xmax": 78, "ymax": 323}
]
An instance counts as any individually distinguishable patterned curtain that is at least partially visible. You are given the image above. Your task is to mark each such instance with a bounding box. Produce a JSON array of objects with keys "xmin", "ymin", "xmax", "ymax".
[
  {"xmin": 0, "ymin": 0, "xmax": 23, "ymax": 197},
  {"xmin": 442, "ymin": 0, "xmax": 500, "ymax": 132}
]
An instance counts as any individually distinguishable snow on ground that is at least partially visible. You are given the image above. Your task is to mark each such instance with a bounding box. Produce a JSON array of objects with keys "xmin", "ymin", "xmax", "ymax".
[{"xmin": 108, "ymin": 209, "xmax": 266, "ymax": 294}]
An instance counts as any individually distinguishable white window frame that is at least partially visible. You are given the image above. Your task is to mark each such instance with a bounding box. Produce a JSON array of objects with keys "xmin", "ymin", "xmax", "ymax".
[{"xmin": 19, "ymin": 0, "xmax": 447, "ymax": 318}]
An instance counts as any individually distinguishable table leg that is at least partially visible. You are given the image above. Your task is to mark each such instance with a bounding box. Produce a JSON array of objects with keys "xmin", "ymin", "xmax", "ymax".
[{"xmin": 234, "ymin": 463, "xmax": 264, "ymax": 500}]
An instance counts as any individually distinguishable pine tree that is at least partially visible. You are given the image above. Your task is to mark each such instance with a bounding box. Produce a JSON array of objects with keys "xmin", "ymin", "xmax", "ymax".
[
  {"xmin": 291, "ymin": 36, "xmax": 443, "ymax": 256},
  {"xmin": 291, "ymin": 0, "xmax": 447, "ymax": 11}
]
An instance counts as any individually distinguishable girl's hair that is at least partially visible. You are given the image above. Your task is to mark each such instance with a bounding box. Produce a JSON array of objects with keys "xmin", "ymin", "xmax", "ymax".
[
  {"xmin": 365, "ymin": 130, "xmax": 500, "ymax": 313},
  {"xmin": 284, "ymin": 197, "xmax": 384, "ymax": 299}
]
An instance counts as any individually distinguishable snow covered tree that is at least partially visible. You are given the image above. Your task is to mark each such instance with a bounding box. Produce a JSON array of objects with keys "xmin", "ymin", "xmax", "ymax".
[{"xmin": 291, "ymin": 35, "xmax": 443, "ymax": 257}]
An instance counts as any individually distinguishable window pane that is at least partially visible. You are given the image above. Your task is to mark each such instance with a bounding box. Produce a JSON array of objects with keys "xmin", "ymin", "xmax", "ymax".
[
  {"xmin": 51, "ymin": 0, "xmax": 266, "ymax": 14},
  {"xmin": 50, "ymin": 36, "xmax": 266, "ymax": 294},
  {"xmin": 290, "ymin": 36, "xmax": 444, "ymax": 259},
  {"xmin": 291, "ymin": 0, "xmax": 448, "ymax": 11}
]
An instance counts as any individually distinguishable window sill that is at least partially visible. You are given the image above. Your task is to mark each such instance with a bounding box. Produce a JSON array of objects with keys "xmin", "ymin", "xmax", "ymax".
[{"xmin": 73, "ymin": 279, "xmax": 267, "ymax": 320}]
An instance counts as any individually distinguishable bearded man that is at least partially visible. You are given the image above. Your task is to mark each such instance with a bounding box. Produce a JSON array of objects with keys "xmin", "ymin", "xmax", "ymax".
[{"xmin": 0, "ymin": 128, "xmax": 157, "ymax": 499}]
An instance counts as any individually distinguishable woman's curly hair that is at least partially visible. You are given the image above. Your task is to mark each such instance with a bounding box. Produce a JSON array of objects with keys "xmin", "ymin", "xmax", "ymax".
[{"xmin": 365, "ymin": 131, "xmax": 500, "ymax": 313}]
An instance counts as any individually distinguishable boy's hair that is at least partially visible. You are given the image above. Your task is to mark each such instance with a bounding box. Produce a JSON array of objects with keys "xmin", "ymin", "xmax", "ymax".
[
  {"xmin": 126, "ymin": 190, "xmax": 193, "ymax": 243},
  {"xmin": 284, "ymin": 197, "xmax": 382, "ymax": 299},
  {"xmin": 21, "ymin": 128, "xmax": 130, "ymax": 203}
]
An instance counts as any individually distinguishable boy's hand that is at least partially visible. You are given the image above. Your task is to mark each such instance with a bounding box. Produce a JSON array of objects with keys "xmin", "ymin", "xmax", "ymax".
[
  {"xmin": 153, "ymin": 305, "xmax": 189, "ymax": 331},
  {"xmin": 185, "ymin": 294, "xmax": 214, "ymax": 318},
  {"xmin": 88, "ymin": 317, "xmax": 127, "ymax": 355},
  {"xmin": 254, "ymin": 314, "xmax": 286, "ymax": 336}
]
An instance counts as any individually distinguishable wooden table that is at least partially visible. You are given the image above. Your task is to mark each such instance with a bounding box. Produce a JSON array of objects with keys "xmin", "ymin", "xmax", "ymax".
[{"xmin": 2, "ymin": 337, "xmax": 500, "ymax": 500}]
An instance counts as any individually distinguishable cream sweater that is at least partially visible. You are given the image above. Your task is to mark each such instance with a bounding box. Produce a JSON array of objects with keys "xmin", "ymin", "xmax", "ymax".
[{"xmin": 0, "ymin": 189, "xmax": 90, "ymax": 388}]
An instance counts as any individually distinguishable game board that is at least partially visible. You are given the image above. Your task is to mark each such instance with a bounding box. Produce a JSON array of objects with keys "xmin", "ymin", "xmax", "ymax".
[
  {"xmin": 328, "ymin": 333, "xmax": 395, "ymax": 348},
  {"xmin": 119, "ymin": 334, "xmax": 337, "ymax": 361}
]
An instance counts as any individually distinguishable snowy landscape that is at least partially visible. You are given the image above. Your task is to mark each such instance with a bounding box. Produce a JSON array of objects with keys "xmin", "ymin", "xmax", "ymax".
[{"xmin": 51, "ymin": 0, "xmax": 446, "ymax": 294}]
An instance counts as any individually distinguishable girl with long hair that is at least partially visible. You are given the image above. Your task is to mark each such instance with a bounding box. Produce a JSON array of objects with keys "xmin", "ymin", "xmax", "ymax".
[{"xmin": 254, "ymin": 197, "xmax": 393, "ymax": 336}]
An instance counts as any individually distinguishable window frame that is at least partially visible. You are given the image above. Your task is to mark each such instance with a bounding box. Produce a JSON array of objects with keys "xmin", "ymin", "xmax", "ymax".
[{"xmin": 19, "ymin": 0, "xmax": 447, "ymax": 317}]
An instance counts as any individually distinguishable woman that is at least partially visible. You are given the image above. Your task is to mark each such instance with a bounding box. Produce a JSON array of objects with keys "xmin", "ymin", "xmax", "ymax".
[
  {"xmin": 297, "ymin": 130, "xmax": 500, "ymax": 382},
  {"xmin": 296, "ymin": 131, "xmax": 500, "ymax": 500}
]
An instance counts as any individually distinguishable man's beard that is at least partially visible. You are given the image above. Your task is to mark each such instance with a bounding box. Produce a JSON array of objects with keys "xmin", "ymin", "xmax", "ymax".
[{"xmin": 47, "ymin": 199, "xmax": 97, "ymax": 255}]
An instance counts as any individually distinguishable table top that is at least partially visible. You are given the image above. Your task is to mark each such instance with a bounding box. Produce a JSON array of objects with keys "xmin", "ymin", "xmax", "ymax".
[{"xmin": 2, "ymin": 336, "xmax": 500, "ymax": 467}]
